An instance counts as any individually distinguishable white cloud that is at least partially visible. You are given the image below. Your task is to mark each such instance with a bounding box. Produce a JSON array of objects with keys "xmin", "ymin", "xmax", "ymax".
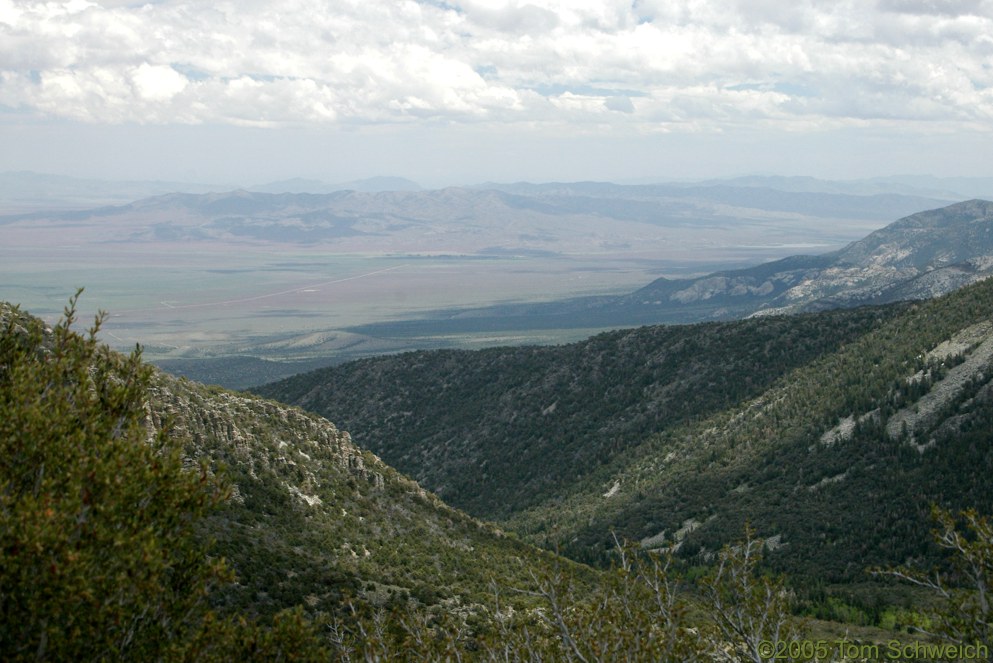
[
  {"xmin": 131, "ymin": 63, "xmax": 187, "ymax": 101},
  {"xmin": 0, "ymin": 0, "xmax": 990, "ymax": 134}
]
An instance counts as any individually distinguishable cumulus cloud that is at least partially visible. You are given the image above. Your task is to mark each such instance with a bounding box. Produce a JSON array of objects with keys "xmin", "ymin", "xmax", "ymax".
[{"xmin": 0, "ymin": 0, "xmax": 990, "ymax": 131}]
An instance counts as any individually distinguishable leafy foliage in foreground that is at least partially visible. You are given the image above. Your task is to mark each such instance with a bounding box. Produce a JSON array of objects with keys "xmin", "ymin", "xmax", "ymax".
[
  {"xmin": 875, "ymin": 507, "xmax": 993, "ymax": 653},
  {"xmin": 330, "ymin": 513, "xmax": 993, "ymax": 662},
  {"xmin": 318, "ymin": 531, "xmax": 807, "ymax": 663},
  {"xmin": 0, "ymin": 295, "xmax": 328, "ymax": 661}
]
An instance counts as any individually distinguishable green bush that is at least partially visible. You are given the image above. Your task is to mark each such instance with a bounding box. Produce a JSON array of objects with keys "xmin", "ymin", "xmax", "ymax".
[{"xmin": 0, "ymin": 294, "xmax": 326, "ymax": 661}]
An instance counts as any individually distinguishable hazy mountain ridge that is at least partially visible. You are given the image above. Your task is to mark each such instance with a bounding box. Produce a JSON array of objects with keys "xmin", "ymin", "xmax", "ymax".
[
  {"xmin": 698, "ymin": 174, "xmax": 993, "ymax": 199},
  {"xmin": 478, "ymin": 180, "xmax": 950, "ymax": 221},
  {"xmin": 0, "ymin": 171, "xmax": 423, "ymax": 213},
  {"xmin": 0, "ymin": 170, "xmax": 234, "ymax": 214},
  {"xmin": 1, "ymin": 180, "xmax": 949, "ymax": 253},
  {"xmin": 249, "ymin": 176, "xmax": 423, "ymax": 193}
]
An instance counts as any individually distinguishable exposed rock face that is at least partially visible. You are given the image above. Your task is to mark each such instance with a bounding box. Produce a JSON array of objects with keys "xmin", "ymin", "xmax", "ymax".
[
  {"xmin": 815, "ymin": 320, "xmax": 993, "ymax": 451},
  {"xmin": 629, "ymin": 200, "xmax": 993, "ymax": 320},
  {"xmin": 148, "ymin": 376, "xmax": 382, "ymax": 489},
  {"xmin": 884, "ymin": 322, "xmax": 993, "ymax": 444}
]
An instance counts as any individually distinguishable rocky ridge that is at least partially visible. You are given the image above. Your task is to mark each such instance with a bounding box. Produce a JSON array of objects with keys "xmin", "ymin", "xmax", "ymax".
[
  {"xmin": 0, "ymin": 300, "xmax": 559, "ymax": 621},
  {"xmin": 144, "ymin": 370, "xmax": 554, "ymax": 619},
  {"xmin": 345, "ymin": 199, "xmax": 993, "ymax": 335},
  {"xmin": 648, "ymin": 199, "xmax": 993, "ymax": 316}
]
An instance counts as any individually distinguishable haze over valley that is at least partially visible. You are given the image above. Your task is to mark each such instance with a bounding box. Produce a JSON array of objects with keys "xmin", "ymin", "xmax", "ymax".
[
  {"xmin": 6, "ymin": 0, "xmax": 993, "ymax": 657},
  {"xmin": 4, "ymin": 172, "xmax": 989, "ymax": 387}
]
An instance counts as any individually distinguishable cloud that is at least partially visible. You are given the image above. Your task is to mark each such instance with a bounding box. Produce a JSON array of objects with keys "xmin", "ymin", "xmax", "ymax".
[
  {"xmin": 0, "ymin": 0, "xmax": 990, "ymax": 133},
  {"xmin": 131, "ymin": 63, "xmax": 187, "ymax": 101},
  {"xmin": 604, "ymin": 95, "xmax": 634, "ymax": 113},
  {"xmin": 877, "ymin": 0, "xmax": 988, "ymax": 16}
]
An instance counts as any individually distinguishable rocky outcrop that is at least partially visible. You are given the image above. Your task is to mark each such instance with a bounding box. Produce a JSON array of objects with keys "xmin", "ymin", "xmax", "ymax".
[
  {"xmin": 885, "ymin": 322, "xmax": 993, "ymax": 444},
  {"xmin": 148, "ymin": 376, "xmax": 387, "ymax": 496}
]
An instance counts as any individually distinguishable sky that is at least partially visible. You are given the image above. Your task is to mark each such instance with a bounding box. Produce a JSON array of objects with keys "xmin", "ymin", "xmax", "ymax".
[{"xmin": 1, "ymin": 0, "xmax": 992, "ymax": 187}]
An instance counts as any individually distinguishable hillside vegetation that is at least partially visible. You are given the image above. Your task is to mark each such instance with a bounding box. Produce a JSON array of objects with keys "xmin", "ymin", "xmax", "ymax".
[
  {"xmin": 153, "ymin": 372, "xmax": 562, "ymax": 621},
  {"xmin": 258, "ymin": 305, "xmax": 907, "ymax": 519},
  {"xmin": 0, "ymin": 297, "xmax": 860, "ymax": 661},
  {"xmin": 6, "ymin": 292, "xmax": 993, "ymax": 659},
  {"xmin": 0, "ymin": 296, "xmax": 588, "ymax": 657},
  {"xmin": 0, "ymin": 297, "xmax": 330, "ymax": 660},
  {"xmin": 519, "ymin": 276, "xmax": 993, "ymax": 580},
  {"xmin": 260, "ymin": 276, "xmax": 993, "ymax": 590}
]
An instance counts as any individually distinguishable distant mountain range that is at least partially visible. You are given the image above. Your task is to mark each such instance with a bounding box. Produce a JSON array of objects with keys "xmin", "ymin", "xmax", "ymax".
[
  {"xmin": 0, "ymin": 171, "xmax": 232, "ymax": 213},
  {"xmin": 248, "ymin": 175, "xmax": 423, "ymax": 194},
  {"xmin": 5, "ymin": 170, "xmax": 989, "ymax": 212},
  {"xmin": 6, "ymin": 178, "xmax": 992, "ymax": 390},
  {"xmin": 697, "ymin": 174, "xmax": 993, "ymax": 199},
  {"xmin": 347, "ymin": 199, "xmax": 993, "ymax": 335},
  {"xmin": 3, "ymin": 180, "xmax": 945, "ymax": 253},
  {"xmin": 0, "ymin": 170, "xmax": 422, "ymax": 213}
]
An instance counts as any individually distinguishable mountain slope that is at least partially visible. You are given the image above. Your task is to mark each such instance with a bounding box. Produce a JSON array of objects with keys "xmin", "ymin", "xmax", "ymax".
[
  {"xmin": 151, "ymin": 375, "xmax": 561, "ymax": 619},
  {"xmin": 8, "ymin": 299, "xmax": 896, "ymax": 663},
  {"xmin": 347, "ymin": 199, "xmax": 993, "ymax": 336},
  {"xmin": 518, "ymin": 276, "xmax": 993, "ymax": 581},
  {"xmin": 257, "ymin": 305, "xmax": 907, "ymax": 520},
  {"xmin": 748, "ymin": 198, "xmax": 993, "ymax": 311},
  {"xmin": 261, "ymin": 276, "xmax": 993, "ymax": 584},
  {"xmin": 0, "ymin": 301, "xmax": 571, "ymax": 625}
]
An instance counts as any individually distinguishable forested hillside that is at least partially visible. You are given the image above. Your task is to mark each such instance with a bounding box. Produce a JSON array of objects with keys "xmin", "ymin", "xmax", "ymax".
[
  {"xmin": 257, "ymin": 305, "xmax": 907, "ymax": 519},
  {"xmin": 7, "ymin": 290, "xmax": 993, "ymax": 658},
  {"xmin": 259, "ymin": 276, "xmax": 993, "ymax": 588},
  {"xmin": 1, "ymin": 297, "xmax": 881, "ymax": 661}
]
